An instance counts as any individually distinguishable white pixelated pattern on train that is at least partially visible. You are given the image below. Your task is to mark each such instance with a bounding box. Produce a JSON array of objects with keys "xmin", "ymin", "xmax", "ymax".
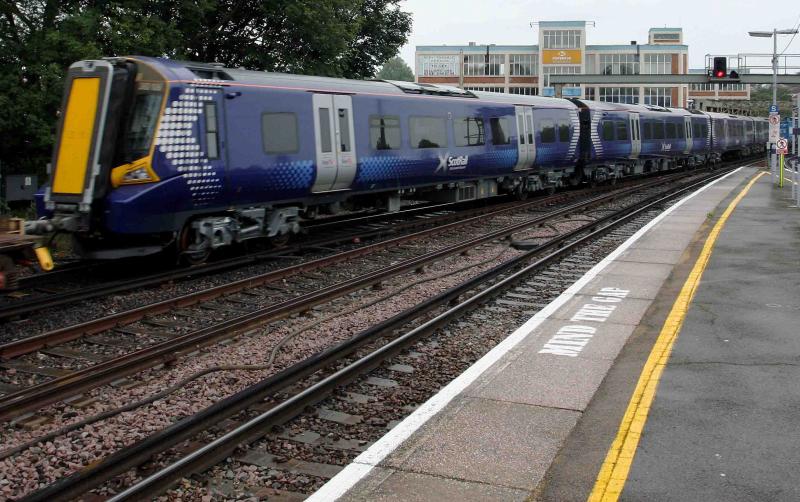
[
  {"xmin": 590, "ymin": 110, "xmax": 603, "ymax": 156},
  {"xmin": 154, "ymin": 82, "xmax": 224, "ymax": 204},
  {"xmin": 567, "ymin": 109, "xmax": 580, "ymax": 159}
]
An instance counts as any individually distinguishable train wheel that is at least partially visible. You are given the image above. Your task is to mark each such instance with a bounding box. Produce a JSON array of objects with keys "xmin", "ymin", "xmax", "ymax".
[
  {"xmin": 269, "ymin": 233, "xmax": 291, "ymax": 248},
  {"xmin": 178, "ymin": 224, "xmax": 211, "ymax": 266}
]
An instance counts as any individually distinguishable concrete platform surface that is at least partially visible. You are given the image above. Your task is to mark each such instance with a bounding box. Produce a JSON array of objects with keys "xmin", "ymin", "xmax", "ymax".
[
  {"xmin": 308, "ymin": 166, "xmax": 780, "ymax": 502},
  {"xmin": 619, "ymin": 173, "xmax": 800, "ymax": 501}
]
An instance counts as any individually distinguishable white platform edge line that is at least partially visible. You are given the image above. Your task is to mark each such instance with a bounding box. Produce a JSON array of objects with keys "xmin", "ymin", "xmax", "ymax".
[{"xmin": 308, "ymin": 166, "xmax": 746, "ymax": 502}]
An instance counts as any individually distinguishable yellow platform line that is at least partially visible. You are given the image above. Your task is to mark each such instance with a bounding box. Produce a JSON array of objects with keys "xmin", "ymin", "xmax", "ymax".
[{"xmin": 588, "ymin": 171, "xmax": 767, "ymax": 502}]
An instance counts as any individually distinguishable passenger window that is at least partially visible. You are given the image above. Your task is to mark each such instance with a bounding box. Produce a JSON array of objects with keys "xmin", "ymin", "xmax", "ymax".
[
  {"xmin": 204, "ymin": 103, "xmax": 219, "ymax": 159},
  {"xmin": 616, "ymin": 121, "xmax": 628, "ymax": 141},
  {"xmin": 318, "ymin": 108, "xmax": 332, "ymax": 153},
  {"xmin": 454, "ymin": 117, "xmax": 485, "ymax": 147},
  {"xmin": 517, "ymin": 115, "xmax": 525, "ymax": 145},
  {"xmin": 558, "ymin": 122, "xmax": 570, "ymax": 142},
  {"xmin": 410, "ymin": 116, "xmax": 447, "ymax": 148},
  {"xmin": 490, "ymin": 117, "xmax": 511, "ymax": 145},
  {"xmin": 540, "ymin": 120, "xmax": 556, "ymax": 143},
  {"xmin": 338, "ymin": 109, "xmax": 351, "ymax": 152},
  {"xmin": 369, "ymin": 115, "xmax": 401, "ymax": 150},
  {"xmin": 262, "ymin": 112, "xmax": 299, "ymax": 154},
  {"xmin": 602, "ymin": 121, "xmax": 614, "ymax": 141},
  {"xmin": 653, "ymin": 121, "xmax": 664, "ymax": 139},
  {"xmin": 643, "ymin": 122, "xmax": 653, "ymax": 140},
  {"xmin": 666, "ymin": 122, "xmax": 677, "ymax": 139}
]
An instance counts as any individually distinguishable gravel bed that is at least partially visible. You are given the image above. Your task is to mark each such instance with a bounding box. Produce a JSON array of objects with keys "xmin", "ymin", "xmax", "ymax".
[
  {"xmin": 154, "ymin": 204, "xmax": 672, "ymax": 500},
  {"xmin": 0, "ymin": 241, "xmax": 531, "ymax": 499},
  {"xmin": 0, "ymin": 177, "xmax": 698, "ymax": 498}
]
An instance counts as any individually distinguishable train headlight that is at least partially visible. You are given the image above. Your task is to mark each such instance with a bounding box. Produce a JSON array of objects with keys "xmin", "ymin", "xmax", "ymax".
[{"xmin": 111, "ymin": 158, "xmax": 160, "ymax": 187}]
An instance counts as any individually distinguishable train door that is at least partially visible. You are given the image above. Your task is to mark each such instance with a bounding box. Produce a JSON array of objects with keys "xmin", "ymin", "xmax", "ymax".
[
  {"xmin": 629, "ymin": 112, "xmax": 641, "ymax": 158},
  {"xmin": 525, "ymin": 107, "xmax": 536, "ymax": 166},
  {"xmin": 683, "ymin": 116, "xmax": 693, "ymax": 154},
  {"xmin": 311, "ymin": 94, "xmax": 357, "ymax": 192},
  {"xmin": 514, "ymin": 106, "xmax": 530, "ymax": 170}
]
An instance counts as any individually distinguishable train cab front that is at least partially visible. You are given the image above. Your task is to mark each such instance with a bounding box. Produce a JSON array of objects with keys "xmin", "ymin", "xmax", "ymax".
[{"xmin": 27, "ymin": 57, "xmax": 170, "ymax": 258}]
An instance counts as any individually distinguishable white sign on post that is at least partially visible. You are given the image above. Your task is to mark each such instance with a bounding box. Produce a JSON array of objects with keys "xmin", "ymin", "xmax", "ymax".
[
  {"xmin": 769, "ymin": 114, "xmax": 781, "ymax": 143},
  {"xmin": 777, "ymin": 138, "xmax": 788, "ymax": 154}
]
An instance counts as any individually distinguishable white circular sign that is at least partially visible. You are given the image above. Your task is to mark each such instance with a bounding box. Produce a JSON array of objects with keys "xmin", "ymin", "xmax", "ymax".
[
  {"xmin": 777, "ymin": 138, "xmax": 788, "ymax": 149},
  {"xmin": 769, "ymin": 115, "xmax": 780, "ymax": 125}
]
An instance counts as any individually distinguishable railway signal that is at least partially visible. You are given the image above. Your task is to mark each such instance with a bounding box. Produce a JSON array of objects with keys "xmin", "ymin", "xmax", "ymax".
[
  {"xmin": 707, "ymin": 56, "xmax": 740, "ymax": 82},
  {"xmin": 713, "ymin": 57, "xmax": 727, "ymax": 78}
]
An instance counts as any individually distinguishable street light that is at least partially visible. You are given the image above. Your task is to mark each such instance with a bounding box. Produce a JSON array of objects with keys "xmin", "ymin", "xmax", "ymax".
[{"xmin": 748, "ymin": 27, "xmax": 799, "ymax": 177}]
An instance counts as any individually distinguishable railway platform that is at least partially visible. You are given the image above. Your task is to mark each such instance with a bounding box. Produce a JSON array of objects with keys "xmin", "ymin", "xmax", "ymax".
[{"xmin": 309, "ymin": 163, "xmax": 800, "ymax": 501}]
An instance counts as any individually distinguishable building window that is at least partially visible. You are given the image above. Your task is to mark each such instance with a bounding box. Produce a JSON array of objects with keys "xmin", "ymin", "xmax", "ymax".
[
  {"xmin": 542, "ymin": 30, "xmax": 582, "ymax": 49},
  {"xmin": 642, "ymin": 53, "xmax": 673, "ymax": 74},
  {"xmin": 464, "ymin": 86, "xmax": 506, "ymax": 93},
  {"xmin": 690, "ymin": 83, "xmax": 715, "ymax": 91},
  {"xmin": 410, "ymin": 116, "xmax": 447, "ymax": 148},
  {"xmin": 454, "ymin": 117, "xmax": 485, "ymax": 147},
  {"xmin": 262, "ymin": 112, "xmax": 299, "ymax": 154},
  {"xmin": 509, "ymin": 86, "xmax": 538, "ymax": 95},
  {"xmin": 510, "ymin": 54, "xmax": 537, "ymax": 76},
  {"xmin": 643, "ymin": 87, "xmax": 672, "ymax": 107},
  {"xmin": 369, "ymin": 115, "xmax": 401, "ymax": 150},
  {"xmin": 652, "ymin": 33, "xmax": 681, "ymax": 43},
  {"xmin": 542, "ymin": 65, "xmax": 580, "ymax": 87},
  {"xmin": 599, "ymin": 54, "xmax": 639, "ymax": 75},
  {"xmin": 719, "ymin": 83, "xmax": 745, "ymax": 91},
  {"xmin": 598, "ymin": 87, "xmax": 638, "ymax": 104},
  {"xmin": 585, "ymin": 87, "xmax": 596, "ymax": 101},
  {"xmin": 463, "ymin": 54, "xmax": 505, "ymax": 76}
]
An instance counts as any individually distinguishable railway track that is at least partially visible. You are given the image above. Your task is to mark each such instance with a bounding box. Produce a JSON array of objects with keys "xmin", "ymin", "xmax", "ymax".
[
  {"xmin": 0, "ymin": 164, "xmax": 751, "ymax": 501},
  {"xmin": 0, "ymin": 174, "xmax": 674, "ymax": 421}
]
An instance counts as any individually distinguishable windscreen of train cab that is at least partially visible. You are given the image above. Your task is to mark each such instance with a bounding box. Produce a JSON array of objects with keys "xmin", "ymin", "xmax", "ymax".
[{"xmin": 120, "ymin": 62, "xmax": 166, "ymax": 163}]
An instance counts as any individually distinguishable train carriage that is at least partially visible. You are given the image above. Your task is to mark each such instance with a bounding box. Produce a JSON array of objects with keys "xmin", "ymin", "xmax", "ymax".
[{"xmin": 28, "ymin": 56, "xmax": 767, "ymax": 262}]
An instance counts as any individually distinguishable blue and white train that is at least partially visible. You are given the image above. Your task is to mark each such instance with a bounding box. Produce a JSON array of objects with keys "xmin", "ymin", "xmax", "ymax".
[{"xmin": 30, "ymin": 57, "xmax": 768, "ymax": 260}]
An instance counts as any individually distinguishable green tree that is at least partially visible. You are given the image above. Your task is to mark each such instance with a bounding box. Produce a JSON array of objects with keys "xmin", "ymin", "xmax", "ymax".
[
  {"xmin": 377, "ymin": 56, "xmax": 414, "ymax": 81},
  {"xmin": 0, "ymin": 0, "xmax": 412, "ymax": 178}
]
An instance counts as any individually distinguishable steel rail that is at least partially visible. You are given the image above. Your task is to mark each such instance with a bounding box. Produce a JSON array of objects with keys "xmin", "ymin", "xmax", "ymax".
[{"xmin": 17, "ymin": 167, "xmax": 737, "ymax": 502}]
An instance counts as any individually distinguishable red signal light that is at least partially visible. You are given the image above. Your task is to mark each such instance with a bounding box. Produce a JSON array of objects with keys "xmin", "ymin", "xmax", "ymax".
[{"xmin": 714, "ymin": 70, "xmax": 725, "ymax": 78}]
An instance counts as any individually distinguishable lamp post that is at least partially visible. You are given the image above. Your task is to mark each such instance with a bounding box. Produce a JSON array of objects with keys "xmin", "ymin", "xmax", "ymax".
[{"xmin": 748, "ymin": 28, "xmax": 799, "ymax": 179}]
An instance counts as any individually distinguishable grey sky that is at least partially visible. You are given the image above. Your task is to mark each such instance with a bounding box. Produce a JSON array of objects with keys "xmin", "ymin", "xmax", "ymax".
[{"xmin": 398, "ymin": 0, "xmax": 800, "ymax": 72}]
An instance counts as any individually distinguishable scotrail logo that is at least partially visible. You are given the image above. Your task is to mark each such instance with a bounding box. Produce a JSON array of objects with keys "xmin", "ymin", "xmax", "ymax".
[
  {"xmin": 436, "ymin": 153, "xmax": 469, "ymax": 173},
  {"xmin": 660, "ymin": 143, "xmax": 672, "ymax": 151}
]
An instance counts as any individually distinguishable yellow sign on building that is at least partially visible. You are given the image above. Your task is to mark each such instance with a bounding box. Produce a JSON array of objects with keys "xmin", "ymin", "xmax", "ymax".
[{"xmin": 542, "ymin": 49, "xmax": 582, "ymax": 65}]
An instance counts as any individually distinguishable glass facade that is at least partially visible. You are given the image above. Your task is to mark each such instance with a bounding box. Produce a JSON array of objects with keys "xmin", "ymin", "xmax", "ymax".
[
  {"xmin": 599, "ymin": 87, "xmax": 638, "ymax": 104},
  {"xmin": 542, "ymin": 65, "xmax": 580, "ymax": 87},
  {"xmin": 600, "ymin": 54, "xmax": 639, "ymax": 75},
  {"xmin": 542, "ymin": 30, "xmax": 582, "ymax": 49},
  {"xmin": 509, "ymin": 54, "xmax": 537, "ymax": 76},
  {"xmin": 643, "ymin": 87, "xmax": 672, "ymax": 106},
  {"xmin": 463, "ymin": 54, "xmax": 505, "ymax": 76},
  {"xmin": 642, "ymin": 53, "xmax": 672, "ymax": 74},
  {"xmin": 508, "ymin": 86, "xmax": 538, "ymax": 95}
]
